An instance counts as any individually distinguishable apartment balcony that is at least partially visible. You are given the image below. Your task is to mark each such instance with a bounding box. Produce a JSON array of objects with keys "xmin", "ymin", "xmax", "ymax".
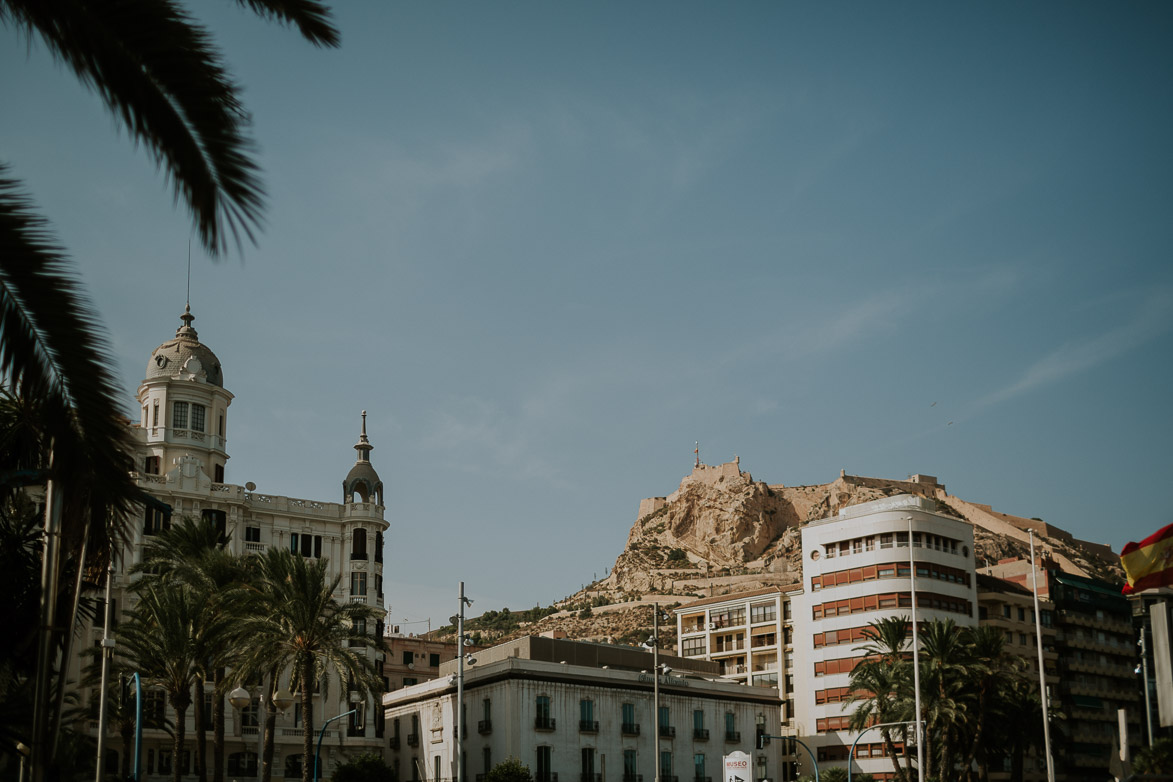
[
  {"xmin": 581, "ymin": 774, "xmax": 602, "ymax": 782},
  {"xmin": 659, "ymin": 725, "xmax": 676, "ymax": 738},
  {"xmin": 535, "ymin": 717, "xmax": 556, "ymax": 731},
  {"xmin": 712, "ymin": 642, "xmax": 746, "ymax": 655},
  {"xmin": 580, "ymin": 720, "xmax": 599, "ymax": 733},
  {"xmin": 535, "ymin": 774, "xmax": 558, "ymax": 782},
  {"xmin": 693, "ymin": 728, "xmax": 710, "ymax": 740},
  {"xmin": 622, "ymin": 722, "xmax": 641, "ymax": 736},
  {"xmin": 623, "ymin": 776, "xmax": 643, "ymax": 782},
  {"xmin": 388, "ymin": 736, "xmax": 399, "ymax": 749},
  {"xmin": 725, "ymin": 731, "xmax": 741, "ymax": 742},
  {"xmin": 478, "ymin": 720, "xmax": 492, "ymax": 735},
  {"xmin": 694, "ymin": 777, "xmax": 713, "ymax": 782},
  {"xmin": 407, "ymin": 733, "xmax": 419, "ymax": 747}
]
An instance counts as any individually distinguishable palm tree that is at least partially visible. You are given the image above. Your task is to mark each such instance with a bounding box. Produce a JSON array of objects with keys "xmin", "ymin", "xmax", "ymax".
[
  {"xmin": 134, "ymin": 517, "xmax": 252, "ymax": 782},
  {"xmin": 955, "ymin": 626, "xmax": 1015, "ymax": 782},
  {"xmin": 848, "ymin": 617, "xmax": 913, "ymax": 782},
  {"xmin": 239, "ymin": 548, "xmax": 385, "ymax": 782},
  {"xmin": 1, "ymin": 5, "xmax": 340, "ymax": 775},
  {"xmin": 116, "ymin": 584, "xmax": 235, "ymax": 782}
]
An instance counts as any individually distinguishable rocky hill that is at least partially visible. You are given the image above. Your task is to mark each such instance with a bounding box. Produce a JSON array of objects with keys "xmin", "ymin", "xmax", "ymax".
[{"xmin": 436, "ymin": 460, "xmax": 1123, "ymax": 647}]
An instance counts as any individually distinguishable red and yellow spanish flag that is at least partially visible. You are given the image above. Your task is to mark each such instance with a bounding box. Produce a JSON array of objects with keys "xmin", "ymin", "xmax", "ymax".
[{"xmin": 1121, "ymin": 523, "xmax": 1173, "ymax": 594}]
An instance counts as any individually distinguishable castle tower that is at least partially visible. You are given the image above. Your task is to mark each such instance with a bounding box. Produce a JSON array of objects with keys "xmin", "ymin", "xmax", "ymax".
[{"xmin": 135, "ymin": 305, "xmax": 234, "ymax": 483}]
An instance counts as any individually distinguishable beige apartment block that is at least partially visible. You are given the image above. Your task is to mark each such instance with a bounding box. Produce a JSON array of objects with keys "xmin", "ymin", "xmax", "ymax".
[
  {"xmin": 68, "ymin": 308, "xmax": 391, "ymax": 780},
  {"xmin": 383, "ymin": 636, "xmax": 780, "ymax": 782}
]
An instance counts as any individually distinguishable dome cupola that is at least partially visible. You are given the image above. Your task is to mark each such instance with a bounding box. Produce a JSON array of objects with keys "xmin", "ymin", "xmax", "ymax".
[
  {"xmin": 146, "ymin": 305, "xmax": 224, "ymax": 387},
  {"xmin": 344, "ymin": 411, "xmax": 383, "ymax": 505}
]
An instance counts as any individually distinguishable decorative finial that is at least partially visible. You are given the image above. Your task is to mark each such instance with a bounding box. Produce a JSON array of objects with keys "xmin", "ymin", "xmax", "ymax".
[
  {"xmin": 354, "ymin": 411, "xmax": 373, "ymax": 462},
  {"xmin": 176, "ymin": 304, "xmax": 198, "ymax": 338}
]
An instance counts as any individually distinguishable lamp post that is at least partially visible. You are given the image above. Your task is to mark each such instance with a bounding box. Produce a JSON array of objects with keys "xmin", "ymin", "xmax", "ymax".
[
  {"xmin": 644, "ymin": 607, "xmax": 669, "ymax": 782},
  {"xmin": 846, "ymin": 721, "xmax": 916, "ymax": 782},
  {"xmin": 314, "ymin": 709, "xmax": 357, "ymax": 782},
  {"xmin": 457, "ymin": 582, "xmax": 474, "ymax": 782},
  {"xmin": 95, "ymin": 563, "xmax": 116, "ymax": 782},
  {"xmin": 904, "ymin": 517, "xmax": 925, "ymax": 782},
  {"xmin": 1028, "ymin": 531, "xmax": 1056, "ymax": 782}
]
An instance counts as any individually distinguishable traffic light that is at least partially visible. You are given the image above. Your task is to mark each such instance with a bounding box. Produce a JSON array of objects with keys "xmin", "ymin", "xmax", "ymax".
[{"xmin": 756, "ymin": 733, "xmax": 771, "ymax": 749}]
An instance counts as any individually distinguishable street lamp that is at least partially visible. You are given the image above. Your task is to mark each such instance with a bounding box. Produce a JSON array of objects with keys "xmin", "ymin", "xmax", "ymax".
[
  {"xmin": 457, "ymin": 583, "xmax": 474, "ymax": 782},
  {"xmin": 847, "ymin": 721, "xmax": 917, "ymax": 782},
  {"xmin": 643, "ymin": 607, "xmax": 670, "ymax": 782}
]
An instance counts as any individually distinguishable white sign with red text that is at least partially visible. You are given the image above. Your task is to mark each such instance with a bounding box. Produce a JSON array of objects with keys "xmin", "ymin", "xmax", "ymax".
[{"xmin": 724, "ymin": 751, "xmax": 751, "ymax": 782}]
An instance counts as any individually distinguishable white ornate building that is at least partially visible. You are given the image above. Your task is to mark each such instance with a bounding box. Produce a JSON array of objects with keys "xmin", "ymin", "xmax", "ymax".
[{"xmin": 70, "ymin": 307, "xmax": 391, "ymax": 779}]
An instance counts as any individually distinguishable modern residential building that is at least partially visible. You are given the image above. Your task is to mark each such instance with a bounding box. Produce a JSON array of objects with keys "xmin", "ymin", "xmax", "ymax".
[
  {"xmin": 974, "ymin": 573, "xmax": 1057, "ymax": 782},
  {"xmin": 981, "ymin": 557, "xmax": 1145, "ymax": 777},
  {"xmin": 674, "ymin": 586, "xmax": 803, "ymax": 780},
  {"xmin": 794, "ymin": 495, "xmax": 978, "ymax": 781},
  {"xmin": 68, "ymin": 307, "xmax": 391, "ymax": 779},
  {"xmin": 382, "ymin": 636, "xmax": 781, "ymax": 782}
]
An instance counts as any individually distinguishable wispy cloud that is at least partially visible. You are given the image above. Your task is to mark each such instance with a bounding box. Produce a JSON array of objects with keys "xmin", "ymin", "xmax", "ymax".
[{"xmin": 978, "ymin": 287, "xmax": 1173, "ymax": 408}]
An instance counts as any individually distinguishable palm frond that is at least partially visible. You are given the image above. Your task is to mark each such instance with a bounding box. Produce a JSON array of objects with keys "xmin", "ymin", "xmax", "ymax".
[
  {"xmin": 0, "ymin": 166, "xmax": 144, "ymax": 557},
  {"xmin": 231, "ymin": 0, "xmax": 340, "ymax": 47},
  {"xmin": 2, "ymin": 0, "xmax": 264, "ymax": 255}
]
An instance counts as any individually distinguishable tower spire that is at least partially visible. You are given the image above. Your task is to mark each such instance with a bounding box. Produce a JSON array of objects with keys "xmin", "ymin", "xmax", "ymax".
[{"xmin": 354, "ymin": 410, "xmax": 373, "ymax": 463}]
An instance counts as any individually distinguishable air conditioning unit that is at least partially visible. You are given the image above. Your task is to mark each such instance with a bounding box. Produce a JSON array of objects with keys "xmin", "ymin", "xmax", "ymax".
[{"xmin": 706, "ymin": 622, "xmax": 717, "ymax": 630}]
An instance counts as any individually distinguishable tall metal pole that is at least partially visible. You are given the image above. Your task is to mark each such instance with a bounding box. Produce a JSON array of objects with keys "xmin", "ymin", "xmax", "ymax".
[
  {"xmin": 458, "ymin": 582, "xmax": 471, "ymax": 782},
  {"xmin": 1029, "ymin": 531, "xmax": 1056, "ymax": 782},
  {"xmin": 1140, "ymin": 628, "xmax": 1154, "ymax": 746},
  {"xmin": 31, "ymin": 465, "xmax": 63, "ymax": 782},
  {"xmin": 95, "ymin": 563, "xmax": 116, "ymax": 782},
  {"xmin": 907, "ymin": 518, "xmax": 925, "ymax": 782},
  {"xmin": 652, "ymin": 607, "xmax": 661, "ymax": 782}
]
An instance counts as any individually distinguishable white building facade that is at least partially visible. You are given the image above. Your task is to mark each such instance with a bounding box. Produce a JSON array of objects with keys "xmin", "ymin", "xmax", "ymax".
[
  {"xmin": 383, "ymin": 637, "xmax": 782, "ymax": 782},
  {"xmin": 70, "ymin": 308, "xmax": 391, "ymax": 779},
  {"xmin": 794, "ymin": 495, "xmax": 977, "ymax": 780}
]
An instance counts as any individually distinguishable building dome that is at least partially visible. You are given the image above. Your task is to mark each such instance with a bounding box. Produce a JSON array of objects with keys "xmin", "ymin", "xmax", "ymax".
[
  {"xmin": 145, "ymin": 306, "xmax": 224, "ymax": 387},
  {"xmin": 343, "ymin": 411, "xmax": 383, "ymax": 505}
]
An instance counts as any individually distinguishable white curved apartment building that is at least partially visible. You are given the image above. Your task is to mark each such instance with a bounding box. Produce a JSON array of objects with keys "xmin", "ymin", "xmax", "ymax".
[{"xmin": 793, "ymin": 495, "xmax": 977, "ymax": 781}]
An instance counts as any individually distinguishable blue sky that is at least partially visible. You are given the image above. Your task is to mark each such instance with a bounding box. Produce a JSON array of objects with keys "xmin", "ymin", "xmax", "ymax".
[{"xmin": 3, "ymin": 2, "xmax": 1172, "ymax": 628}]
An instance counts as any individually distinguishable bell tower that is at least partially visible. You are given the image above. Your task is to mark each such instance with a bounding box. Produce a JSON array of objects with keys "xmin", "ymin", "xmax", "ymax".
[{"xmin": 136, "ymin": 305, "xmax": 234, "ymax": 483}]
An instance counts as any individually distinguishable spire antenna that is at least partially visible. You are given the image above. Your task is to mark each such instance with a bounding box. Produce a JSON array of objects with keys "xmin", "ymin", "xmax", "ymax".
[
  {"xmin": 694, "ymin": 441, "xmax": 700, "ymax": 468},
  {"xmin": 186, "ymin": 233, "xmax": 192, "ymax": 309}
]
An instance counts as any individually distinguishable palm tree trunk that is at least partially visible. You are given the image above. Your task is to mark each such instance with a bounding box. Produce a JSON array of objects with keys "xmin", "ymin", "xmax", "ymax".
[
  {"xmin": 301, "ymin": 659, "xmax": 315, "ymax": 782},
  {"xmin": 171, "ymin": 690, "xmax": 191, "ymax": 782},
  {"xmin": 194, "ymin": 672, "xmax": 208, "ymax": 782},
  {"xmin": 262, "ymin": 672, "xmax": 278, "ymax": 782},
  {"xmin": 213, "ymin": 667, "xmax": 226, "ymax": 782},
  {"xmin": 879, "ymin": 728, "xmax": 906, "ymax": 782}
]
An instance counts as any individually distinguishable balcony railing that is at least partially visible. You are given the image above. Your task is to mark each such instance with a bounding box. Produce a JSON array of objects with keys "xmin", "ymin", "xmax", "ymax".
[
  {"xmin": 622, "ymin": 723, "xmax": 641, "ymax": 736},
  {"xmin": 407, "ymin": 733, "xmax": 420, "ymax": 747},
  {"xmin": 693, "ymin": 728, "xmax": 709, "ymax": 740},
  {"xmin": 725, "ymin": 730, "xmax": 741, "ymax": 742},
  {"xmin": 535, "ymin": 716, "xmax": 556, "ymax": 731},
  {"xmin": 581, "ymin": 775, "xmax": 602, "ymax": 782},
  {"xmin": 478, "ymin": 720, "xmax": 492, "ymax": 735},
  {"xmin": 535, "ymin": 774, "xmax": 558, "ymax": 782},
  {"xmin": 351, "ymin": 552, "xmax": 368, "ymax": 561},
  {"xmin": 659, "ymin": 725, "xmax": 676, "ymax": 738},
  {"xmin": 623, "ymin": 776, "xmax": 643, "ymax": 782},
  {"xmin": 694, "ymin": 777, "xmax": 712, "ymax": 782},
  {"xmin": 580, "ymin": 720, "xmax": 599, "ymax": 733},
  {"xmin": 389, "ymin": 736, "xmax": 400, "ymax": 749}
]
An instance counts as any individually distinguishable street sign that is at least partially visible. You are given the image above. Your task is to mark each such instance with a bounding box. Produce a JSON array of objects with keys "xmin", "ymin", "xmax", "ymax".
[{"xmin": 724, "ymin": 751, "xmax": 751, "ymax": 782}]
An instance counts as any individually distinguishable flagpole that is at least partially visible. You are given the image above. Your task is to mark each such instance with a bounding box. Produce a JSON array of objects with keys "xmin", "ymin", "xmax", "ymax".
[
  {"xmin": 1029, "ymin": 531, "xmax": 1055, "ymax": 782},
  {"xmin": 907, "ymin": 517, "xmax": 924, "ymax": 782}
]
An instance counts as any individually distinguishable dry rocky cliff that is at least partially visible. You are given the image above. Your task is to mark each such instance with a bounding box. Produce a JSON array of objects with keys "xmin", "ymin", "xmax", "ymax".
[{"xmin": 440, "ymin": 460, "xmax": 1123, "ymax": 647}]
